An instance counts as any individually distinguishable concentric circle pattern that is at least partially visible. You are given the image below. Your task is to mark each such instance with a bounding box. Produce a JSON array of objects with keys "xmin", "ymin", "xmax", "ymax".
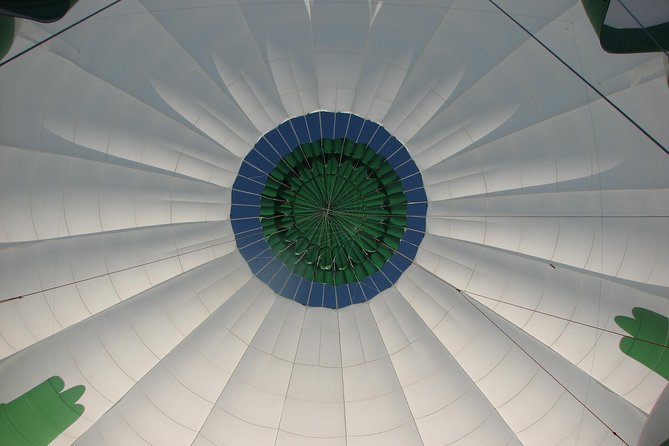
[
  {"xmin": 231, "ymin": 112, "xmax": 427, "ymax": 308},
  {"xmin": 260, "ymin": 138, "xmax": 408, "ymax": 286}
]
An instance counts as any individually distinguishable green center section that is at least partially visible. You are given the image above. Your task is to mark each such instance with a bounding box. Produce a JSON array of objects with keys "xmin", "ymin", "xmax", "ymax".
[{"xmin": 260, "ymin": 138, "xmax": 408, "ymax": 285}]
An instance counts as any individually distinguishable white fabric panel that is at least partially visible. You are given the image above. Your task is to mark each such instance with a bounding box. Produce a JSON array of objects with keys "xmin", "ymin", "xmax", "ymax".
[
  {"xmin": 639, "ymin": 383, "xmax": 669, "ymax": 446},
  {"xmin": 75, "ymin": 279, "xmax": 272, "ymax": 445},
  {"xmin": 605, "ymin": 0, "xmax": 669, "ymax": 28},
  {"xmin": 194, "ymin": 297, "xmax": 295, "ymax": 444},
  {"xmin": 370, "ymin": 289, "xmax": 520, "ymax": 446},
  {"xmin": 0, "ymin": 52, "xmax": 239, "ymax": 189},
  {"xmin": 0, "ymin": 1, "xmax": 668, "ymax": 445},
  {"xmin": 416, "ymin": 231, "xmax": 669, "ymax": 412},
  {"xmin": 0, "ymin": 253, "xmax": 250, "ymax": 442},
  {"xmin": 0, "ymin": 221, "xmax": 234, "ymax": 359},
  {"xmin": 0, "ymin": 146, "xmax": 229, "ymax": 243},
  {"xmin": 399, "ymin": 267, "xmax": 646, "ymax": 445}
]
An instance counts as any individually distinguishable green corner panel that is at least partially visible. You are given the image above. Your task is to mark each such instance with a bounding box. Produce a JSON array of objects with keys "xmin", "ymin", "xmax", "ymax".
[
  {"xmin": 662, "ymin": 440, "xmax": 669, "ymax": 446},
  {"xmin": 0, "ymin": 0, "xmax": 75, "ymax": 23},
  {"xmin": 615, "ymin": 307, "xmax": 669, "ymax": 380},
  {"xmin": 0, "ymin": 376, "xmax": 85, "ymax": 446},
  {"xmin": 0, "ymin": 15, "xmax": 13, "ymax": 60},
  {"xmin": 260, "ymin": 138, "xmax": 408, "ymax": 286},
  {"xmin": 581, "ymin": 0, "xmax": 669, "ymax": 53}
]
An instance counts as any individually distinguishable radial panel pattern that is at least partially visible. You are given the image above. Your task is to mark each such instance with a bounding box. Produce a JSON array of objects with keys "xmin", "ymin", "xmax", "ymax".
[
  {"xmin": 0, "ymin": 0, "xmax": 668, "ymax": 445},
  {"xmin": 231, "ymin": 113, "xmax": 425, "ymax": 308}
]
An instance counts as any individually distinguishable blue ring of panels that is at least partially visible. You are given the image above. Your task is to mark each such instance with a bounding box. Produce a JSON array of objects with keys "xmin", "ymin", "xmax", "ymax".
[{"xmin": 231, "ymin": 112, "xmax": 427, "ymax": 309}]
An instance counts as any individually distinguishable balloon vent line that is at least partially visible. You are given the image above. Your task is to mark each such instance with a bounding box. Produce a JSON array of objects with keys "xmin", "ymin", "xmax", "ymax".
[
  {"xmin": 0, "ymin": 1, "xmax": 124, "ymax": 69},
  {"xmin": 351, "ymin": 227, "xmax": 633, "ymax": 446},
  {"xmin": 616, "ymin": 0, "xmax": 669, "ymax": 58},
  {"xmin": 485, "ymin": 0, "xmax": 669, "ymax": 157},
  {"xmin": 0, "ymin": 226, "xmax": 265, "ymax": 304}
]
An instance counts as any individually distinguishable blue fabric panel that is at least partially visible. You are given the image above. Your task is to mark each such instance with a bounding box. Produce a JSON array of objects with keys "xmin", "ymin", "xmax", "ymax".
[
  {"xmin": 265, "ymin": 129, "xmax": 291, "ymax": 156},
  {"xmin": 232, "ymin": 189, "xmax": 260, "ymax": 206},
  {"xmin": 360, "ymin": 276, "xmax": 378, "ymax": 293},
  {"xmin": 406, "ymin": 187, "xmax": 427, "ymax": 203},
  {"xmin": 269, "ymin": 264, "xmax": 291, "ymax": 293},
  {"xmin": 241, "ymin": 162, "xmax": 269, "ymax": 183},
  {"xmin": 323, "ymin": 285, "xmax": 337, "ymax": 309},
  {"xmin": 233, "ymin": 175, "xmax": 264, "ymax": 195},
  {"xmin": 407, "ymin": 202, "xmax": 428, "ymax": 216},
  {"xmin": 278, "ymin": 121, "xmax": 300, "ymax": 151},
  {"xmin": 369, "ymin": 126, "xmax": 391, "ymax": 151},
  {"xmin": 295, "ymin": 280, "xmax": 311, "ymax": 305},
  {"xmin": 407, "ymin": 216, "xmax": 426, "ymax": 232},
  {"xmin": 390, "ymin": 253, "xmax": 411, "ymax": 271},
  {"xmin": 371, "ymin": 271, "xmax": 392, "ymax": 292},
  {"xmin": 377, "ymin": 137, "xmax": 402, "ymax": 159},
  {"xmin": 403, "ymin": 228, "xmax": 425, "ymax": 246},
  {"xmin": 231, "ymin": 217, "xmax": 261, "ymax": 236},
  {"xmin": 336, "ymin": 285, "xmax": 352, "ymax": 307},
  {"xmin": 291, "ymin": 116, "xmax": 311, "ymax": 144},
  {"xmin": 387, "ymin": 147, "xmax": 411, "ymax": 167},
  {"xmin": 357, "ymin": 121, "xmax": 377, "ymax": 145},
  {"xmin": 395, "ymin": 160, "xmax": 418, "ymax": 180},
  {"xmin": 347, "ymin": 114, "xmax": 364, "ymax": 141},
  {"xmin": 239, "ymin": 239, "xmax": 269, "ymax": 259},
  {"xmin": 399, "ymin": 240, "xmax": 418, "ymax": 259},
  {"xmin": 349, "ymin": 283, "xmax": 367, "ymax": 304},
  {"xmin": 230, "ymin": 205, "xmax": 259, "ymax": 219},
  {"xmin": 257, "ymin": 258, "xmax": 283, "ymax": 283},
  {"xmin": 334, "ymin": 112, "xmax": 351, "ymax": 139},
  {"xmin": 282, "ymin": 273, "xmax": 302, "ymax": 300},
  {"xmin": 401, "ymin": 175, "xmax": 423, "ymax": 192},
  {"xmin": 320, "ymin": 111, "xmax": 335, "ymax": 139},
  {"xmin": 309, "ymin": 282, "xmax": 324, "ymax": 307},
  {"xmin": 254, "ymin": 139, "xmax": 281, "ymax": 164},
  {"xmin": 381, "ymin": 261, "xmax": 403, "ymax": 283},
  {"xmin": 306, "ymin": 112, "xmax": 322, "ymax": 140},
  {"xmin": 244, "ymin": 150, "xmax": 275, "ymax": 175}
]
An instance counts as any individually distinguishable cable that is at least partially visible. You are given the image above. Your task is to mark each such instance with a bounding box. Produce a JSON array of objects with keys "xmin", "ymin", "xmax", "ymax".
[
  {"xmin": 0, "ymin": 224, "xmax": 264, "ymax": 304},
  {"xmin": 0, "ymin": 0, "xmax": 124, "ymax": 69},
  {"xmin": 615, "ymin": 0, "xmax": 669, "ymax": 59},
  {"xmin": 485, "ymin": 0, "xmax": 669, "ymax": 157},
  {"xmin": 350, "ymin": 227, "xmax": 634, "ymax": 445}
]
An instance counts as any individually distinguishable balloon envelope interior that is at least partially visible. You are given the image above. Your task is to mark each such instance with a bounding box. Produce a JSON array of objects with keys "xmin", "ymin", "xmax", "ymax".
[{"xmin": 0, "ymin": 0, "xmax": 668, "ymax": 445}]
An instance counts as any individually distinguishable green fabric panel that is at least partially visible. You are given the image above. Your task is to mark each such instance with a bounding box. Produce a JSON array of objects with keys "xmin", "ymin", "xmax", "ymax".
[
  {"xmin": 661, "ymin": 439, "xmax": 669, "ymax": 446},
  {"xmin": 581, "ymin": 0, "xmax": 608, "ymax": 33},
  {"xmin": 0, "ymin": 376, "xmax": 85, "ymax": 445},
  {"xmin": 0, "ymin": 0, "xmax": 74, "ymax": 22},
  {"xmin": 260, "ymin": 138, "xmax": 408, "ymax": 286},
  {"xmin": 581, "ymin": 0, "xmax": 669, "ymax": 53},
  {"xmin": 0, "ymin": 15, "xmax": 13, "ymax": 60},
  {"xmin": 600, "ymin": 22, "xmax": 669, "ymax": 53},
  {"xmin": 615, "ymin": 307, "xmax": 669, "ymax": 380}
]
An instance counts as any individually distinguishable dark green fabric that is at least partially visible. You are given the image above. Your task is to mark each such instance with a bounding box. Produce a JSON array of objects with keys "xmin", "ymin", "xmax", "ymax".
[
  {"xmin": 0, "ymin": 0, "xmax": 74, "ymax": 23},
  {"xmin": 0, "ymin": 15, "xmax": 13, "ymax": 60},
  {"xmin": 260, "ymin": 138, "xmax": 408, "ymax": 285},
  {"xmin": 615, "ymin": 307, "xmax": 669, "ymax": 380},
  {"xmin": 600, "ymin": 22, "xmax": 669, "ymax": 53},
  {"xmin": 581, "ymin": 0, "xmax": 609, "ymax": 33},
  {"xmin": 581, "ymin": 0, "xmax": 669, "ymax": 53},
  {"xmin": 0, "ymin": 376, "xmax": 85, "ymax": 446}
]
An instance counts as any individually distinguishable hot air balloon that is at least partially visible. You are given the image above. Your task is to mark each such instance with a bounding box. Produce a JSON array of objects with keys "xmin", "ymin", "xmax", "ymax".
[{"xmin": 0, "ymin": 1, "xmax": 668, "ymax": 445}]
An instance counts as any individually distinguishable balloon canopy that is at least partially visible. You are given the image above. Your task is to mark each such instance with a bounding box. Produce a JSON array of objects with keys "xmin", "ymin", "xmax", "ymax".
[{"xmin": 0, "ymin": 1, "xmax": 668, "ymax": 445}]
